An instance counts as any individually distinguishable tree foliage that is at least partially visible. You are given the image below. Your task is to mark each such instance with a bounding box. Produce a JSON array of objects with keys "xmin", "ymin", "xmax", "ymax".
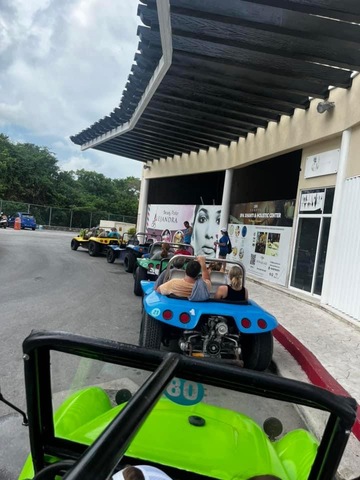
[{"xmin": 0, "ymin": 134, "xmax": 140, "ymax": 217}]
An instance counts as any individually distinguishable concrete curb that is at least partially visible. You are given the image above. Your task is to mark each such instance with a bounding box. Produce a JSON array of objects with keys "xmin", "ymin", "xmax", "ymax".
[
  {"xmin": 273, "ymin": 327, "xmax": 360, "ymax": 479},
  {"xmin": 274, "ymin": 324, "xmax": 360, "ymax": 441}
]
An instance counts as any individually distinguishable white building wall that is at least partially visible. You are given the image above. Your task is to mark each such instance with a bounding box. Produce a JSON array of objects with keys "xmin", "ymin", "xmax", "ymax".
[{"xmin": 326, "ymin": 176, "xmax": 360, "ymax": 321}]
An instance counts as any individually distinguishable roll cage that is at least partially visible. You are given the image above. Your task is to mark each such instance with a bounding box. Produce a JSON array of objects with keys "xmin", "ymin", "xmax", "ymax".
[{"xmin": 23, "ymin": 330, "xmax": 357, "ymax": 480}]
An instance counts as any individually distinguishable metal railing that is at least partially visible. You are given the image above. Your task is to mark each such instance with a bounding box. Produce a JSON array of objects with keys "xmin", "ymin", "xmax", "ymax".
[{"xmin": 0, "ymin": 199, "xmax": 136, "ymax": 230}]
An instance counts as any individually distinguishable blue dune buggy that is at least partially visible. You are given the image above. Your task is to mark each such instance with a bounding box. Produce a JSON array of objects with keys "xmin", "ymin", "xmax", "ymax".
[
  {"xmin": 107, "ymin": 231, "xmax": 158, "ymax": 270},
  {"xmin": 140, "ymin": 256, "xmax": 278, "ymax": 371}
]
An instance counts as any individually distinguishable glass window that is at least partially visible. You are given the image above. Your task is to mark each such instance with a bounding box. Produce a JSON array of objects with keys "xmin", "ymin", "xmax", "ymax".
[
  {"xmin": 313, "ymin": 218, "xmax": 331, "ymax": 295},
  {"xmin": 291, "ymin": 218, "xmax": 320, "ymax": 292},
  {"xmin": 324, "ymin": 188, "xmax": 335, "ymax": 214}
]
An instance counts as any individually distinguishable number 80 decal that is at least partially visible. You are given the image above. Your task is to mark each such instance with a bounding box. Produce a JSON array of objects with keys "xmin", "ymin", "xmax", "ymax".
[{"xmin": 164, "ymin": 377, "xmax": 204, "ymax": 406}]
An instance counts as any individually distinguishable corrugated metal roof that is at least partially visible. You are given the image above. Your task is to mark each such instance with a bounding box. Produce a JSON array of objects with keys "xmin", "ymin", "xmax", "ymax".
[{"xmin": 71, "ymin": 0, "xmax": 360, "ymax": 163}]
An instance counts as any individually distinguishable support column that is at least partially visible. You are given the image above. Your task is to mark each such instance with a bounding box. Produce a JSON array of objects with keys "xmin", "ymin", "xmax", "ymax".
[
  {"xmin": 321, "ymin": 129, "xmax": 351, "ymax": 305},
  {"xmin": 219, "ymin": 169, "xmax": 233, "ymax": 229},
  {"xmin": 137, "ymin": 172, "xmax": 150, "ymax": 232}
]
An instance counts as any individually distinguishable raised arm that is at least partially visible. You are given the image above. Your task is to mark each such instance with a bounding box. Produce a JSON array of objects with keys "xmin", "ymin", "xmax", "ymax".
[{"xmin": 196, "ymin": 256, "xmax": 210, "ymax": 283}]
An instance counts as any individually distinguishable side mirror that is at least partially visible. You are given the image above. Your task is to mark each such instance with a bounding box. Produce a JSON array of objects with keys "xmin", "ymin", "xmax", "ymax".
[{"xmin": 0, "ymin": 386, "xmax": 28, "ymax": 426}]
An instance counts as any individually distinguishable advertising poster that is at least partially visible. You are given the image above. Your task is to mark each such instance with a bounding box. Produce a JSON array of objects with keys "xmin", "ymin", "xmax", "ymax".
[
  {"xmin": 146, "ymin": 204, "xmax": 222, "ymax": 258},
  {"xmin": 228, "ymin": 200, "xmax": 295, "ymax": 286},
  {"xmin": 146, "ymin": 204, "xmax": 196, "ymax": 243}
]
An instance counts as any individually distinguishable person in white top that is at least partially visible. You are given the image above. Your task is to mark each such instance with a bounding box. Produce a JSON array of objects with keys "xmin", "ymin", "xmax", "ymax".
[
  {"xmin": 112, "ymin": 465, "xmax": 173, "ymax": 480},
  {"xmin": 113, "ymin": 466, "xmax": 280, "ymax": 480}
]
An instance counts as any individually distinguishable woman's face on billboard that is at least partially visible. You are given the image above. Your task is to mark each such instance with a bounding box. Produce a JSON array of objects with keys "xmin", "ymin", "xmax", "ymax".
[{"xmin": 192, "ymin": 206, "xmax": 221, "ymax": 257}]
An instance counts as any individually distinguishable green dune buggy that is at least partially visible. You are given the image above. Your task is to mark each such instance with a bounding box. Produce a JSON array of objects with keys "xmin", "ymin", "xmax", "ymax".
[{"xmin": 1, "ymin": 330, "xmax": 356, "ymax": 480}]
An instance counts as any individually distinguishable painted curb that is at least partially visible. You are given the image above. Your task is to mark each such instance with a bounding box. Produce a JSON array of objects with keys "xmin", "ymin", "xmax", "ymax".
[{"xmin": 273, "ymin": 324, "xmax": 360, "ymax": 441}]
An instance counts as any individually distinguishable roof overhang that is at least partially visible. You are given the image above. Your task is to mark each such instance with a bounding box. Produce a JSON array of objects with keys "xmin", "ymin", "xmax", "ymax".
[{"xmin": 71, "ymin": 0, "xmax": 360, "ymax": 163}]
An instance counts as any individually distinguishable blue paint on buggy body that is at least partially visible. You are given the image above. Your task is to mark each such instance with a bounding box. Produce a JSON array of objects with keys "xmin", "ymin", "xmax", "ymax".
[
  {"xmin": 142, "ymin": 281, "xmax": 155, "ymax": 296},
  {"xmin": 107, "ymin": 245, "xmax": 127, "ymax": 261},
  {"xmin": 141, "ymin": 281, "xmax": 278, "ymax": 334}
]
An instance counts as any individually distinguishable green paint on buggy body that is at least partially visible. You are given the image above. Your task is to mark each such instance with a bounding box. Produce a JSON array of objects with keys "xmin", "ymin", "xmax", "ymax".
[
  {"xmin": 18, "ymin": 386, "xmax": 318, "ymax": 480},
  {"xmin": 137, "ymin": 257, "xmax": 164, "ymax": 271}
]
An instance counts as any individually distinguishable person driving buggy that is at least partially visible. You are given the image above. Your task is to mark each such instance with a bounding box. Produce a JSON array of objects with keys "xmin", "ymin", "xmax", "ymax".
[{"xmin": 155, "ymin": 255, "xmax": 211, "ymax": 301}]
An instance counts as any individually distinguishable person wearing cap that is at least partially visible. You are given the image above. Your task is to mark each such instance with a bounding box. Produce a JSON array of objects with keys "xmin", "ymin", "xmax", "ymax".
[{"xmin": 216, "ymin": 227, "xmax": 230, "ymax": 260}]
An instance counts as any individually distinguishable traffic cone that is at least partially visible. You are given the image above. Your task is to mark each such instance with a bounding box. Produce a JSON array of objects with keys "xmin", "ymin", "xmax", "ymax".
[{"xmin": 14, "ymin": 217, "xmax": 21, "ymax": 230}]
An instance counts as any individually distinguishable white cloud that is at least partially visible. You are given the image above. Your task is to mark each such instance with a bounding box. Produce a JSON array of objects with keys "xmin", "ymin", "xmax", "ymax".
[
  {"xmin": 0, "ymin": 0, "xmax": 144, "ymax": 179},
  {"xmin": 0, "ymin": 100, "xmax": 23, "ymax": 125}
]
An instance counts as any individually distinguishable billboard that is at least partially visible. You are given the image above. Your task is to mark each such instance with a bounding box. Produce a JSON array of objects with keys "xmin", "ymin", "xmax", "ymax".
[
  {"xmin": 229, "ymin": 200, "xmax": 295, "ymax": 286},
  {"xmin": 146, "ymin": 204, "xmax": 222, "ymax": 258}
]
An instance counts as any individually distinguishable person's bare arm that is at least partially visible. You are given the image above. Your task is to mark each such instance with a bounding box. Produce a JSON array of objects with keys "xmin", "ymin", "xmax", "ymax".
[
  {"xmin": 214, "ymin": 285, "xmax": 227, "ymax": 299},
  {"xmin": 197, "ymin": 256, "xmax": 210, "ymax": 282}
]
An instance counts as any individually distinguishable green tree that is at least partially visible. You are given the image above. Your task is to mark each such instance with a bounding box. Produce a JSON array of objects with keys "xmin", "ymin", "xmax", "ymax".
[{"xmin": 0, "ymin": 134, "xmax": 140, "ymax": 220}]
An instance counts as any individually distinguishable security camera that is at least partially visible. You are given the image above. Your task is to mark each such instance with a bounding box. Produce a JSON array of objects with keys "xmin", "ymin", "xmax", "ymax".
[
  {"xmin": 143, "ymin": 164, "xmax": 151, "ymax": 170},
  {"xmin": 316, "ymin": 101, "xmax": 335, "ymax": 114}
]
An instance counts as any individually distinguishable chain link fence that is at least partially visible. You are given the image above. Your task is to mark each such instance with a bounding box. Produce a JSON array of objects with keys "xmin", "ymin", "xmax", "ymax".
[{"xmin": 0, "ymin": 199, "xmax": 136, "ymax": 230}]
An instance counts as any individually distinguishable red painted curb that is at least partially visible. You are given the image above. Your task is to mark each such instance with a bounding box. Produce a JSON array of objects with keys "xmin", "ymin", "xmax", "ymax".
[{"xmin": 273, "ymin": 324, "xmax": 360, "ymax": 441}]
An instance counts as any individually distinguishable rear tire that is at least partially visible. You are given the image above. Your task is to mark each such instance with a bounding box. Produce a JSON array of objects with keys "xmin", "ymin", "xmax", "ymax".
[
  {"xmin": 88, "ymin": 241, "xmax": 99, "ymax": 257},
  {"xmin": 124, "ymin": 252, "xmax": 136, "ymax": 273},
  {"xmin": 139, "ymin": 311, "xmax": 162, "ymax": 349},
  {"xmin": 134, "ymin": 267, "xmax": 147, "ymax": 296},
  {"xmin": 107, "ymin": 248, "xmax": 116, "ymax": 263},
  {"xmin": 71, "ymin": 239, "xmax": 79, "ymax": 251},
  {"xmin": 241, "ymin": 332, "xmax": 273, "ymax": 371}
]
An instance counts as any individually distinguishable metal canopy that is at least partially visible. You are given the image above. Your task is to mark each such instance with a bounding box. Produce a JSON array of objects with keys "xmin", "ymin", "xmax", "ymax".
[{"xmin": 71, "ymin": 0, "xmax": 360, "ymax": 163}]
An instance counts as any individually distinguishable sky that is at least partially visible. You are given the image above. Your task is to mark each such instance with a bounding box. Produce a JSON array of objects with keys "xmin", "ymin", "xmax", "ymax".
[{"xmin": 0, "ymin": 0, "xmax": 144, "ymax": 179}]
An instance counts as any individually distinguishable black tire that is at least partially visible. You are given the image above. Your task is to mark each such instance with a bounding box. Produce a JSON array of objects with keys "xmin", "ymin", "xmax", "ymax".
[
  {"xmin": 134, "ymin": 267, "xmax": 147, "ymax": 296},
  {"xmin": 139, "ymin": 311, "xmax": 162, "ymax": 349},
  {"xmin": 88, "ymin": 240, "xmax": 100, "ymax": 257},
  {"xmin": 71, "ymin": 239, "xmax": 79, "ymax": 251},
  {"xmin": 132, "ymin": 264, "xmax": 138, "ymax": 280},
  {"xmin": 124, "ymin": 252, "xmax": 136, "ymax": 273},
  {"xmin": 241, "ymin": 331, "xmax": 273, "ymax": 371},
  {"xmin": 107, "ymin": 248, "xmax": 116, "ymax": 263},
  {"xmin": 32, "ymin": 227, "xmax": 35, "ymax": 231}
]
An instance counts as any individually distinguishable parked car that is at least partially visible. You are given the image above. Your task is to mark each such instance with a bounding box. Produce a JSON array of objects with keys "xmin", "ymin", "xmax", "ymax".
[
  {"xmin": 7, "ymin": 212, "xmax": 36, "ymax": 230},
  {"xmin": 4, "ymin": 330, "xmax": 356, "ymax": 480},
  {"xmin": 140, "ymin": 257, "xmax": 278, "ymax": 371},
  {"xmin": 133, "ymin": 242, "xmax": 194, "ymax": 296}
]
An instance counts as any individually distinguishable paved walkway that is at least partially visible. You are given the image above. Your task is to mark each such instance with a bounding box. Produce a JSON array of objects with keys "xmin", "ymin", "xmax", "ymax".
[
  {"xmin": 249, "ymin": 279, "xmax": 360, "ymax": 403},
  {"xmin": 248, "ymin": 278, "xmax": 360, "ymax": 479}
]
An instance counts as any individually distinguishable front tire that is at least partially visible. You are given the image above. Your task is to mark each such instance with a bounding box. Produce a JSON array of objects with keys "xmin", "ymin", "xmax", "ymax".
[
  {"xmin": 139, "ymin": 311, "xmax": 162, "ymax": 349},
  {"xmin": 241, "ymin": 331, "xmax": 273, "ymax": 371},
  {"xmin": 71, "ymin": 239, "xmax": 79, "ymax": 251},
  {"xmin": 88, "ymin": 240, "xmax": 100, "ymax": 257},
  {"xmin": 134, "ymin": 267, "xmax": 147, "ymax": 296},
  {"xmin": 107, "ymin": 248, "xmax": 116, "ymax": 263},
  {"xmin": 124, "ymin": 252, "xmax": 136, "ymax": 273}
]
